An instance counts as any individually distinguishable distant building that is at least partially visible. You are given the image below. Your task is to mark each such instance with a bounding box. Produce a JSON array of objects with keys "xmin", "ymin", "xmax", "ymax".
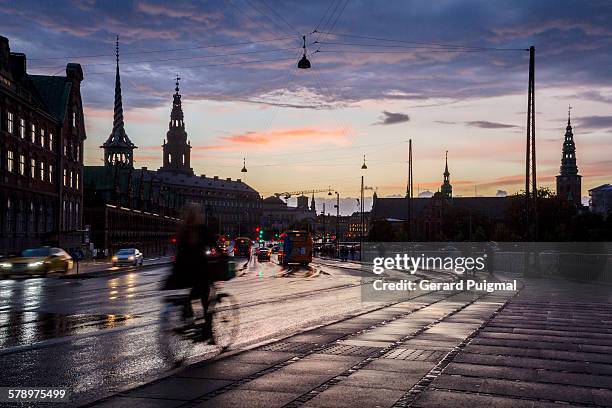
[
  {"xmin": 589, "ymin": 184, "xmax": 612, "ymax": 219},
  {"xmin": 556, "ymin": 110, "xmax": 582, "ymax": 206},
  {"xmin": 84, "ymin": 39, "xmax": 260, "ymax": 255},
  {"xmin": 261, "ymin": 195, "xmax": 316, "ymax": 236},
  {"xmin": 370, "ymin": 153, "xmax": 507, "ymax": 240},
  {"xmin": 0, "ymin": 35, "xmax": 86, "ymax": 256}
]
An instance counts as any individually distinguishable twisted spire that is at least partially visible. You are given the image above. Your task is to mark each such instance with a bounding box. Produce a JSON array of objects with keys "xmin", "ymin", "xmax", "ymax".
[{"xmin": 112, "ymin": 35, "xmax": 125, "ymax": 136}]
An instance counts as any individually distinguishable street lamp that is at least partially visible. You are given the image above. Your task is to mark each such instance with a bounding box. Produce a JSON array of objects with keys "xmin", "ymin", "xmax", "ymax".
[
  {"xmin": 334, "ymin": 191, "xmax": 340, "ymax": 257},
  {"xmin": 241, "ymin": 158, "xmax": 247, "ymax": 173},
  {"xmin": 360, "ymin": 155, "xmax": 367, "ymax": 260}
]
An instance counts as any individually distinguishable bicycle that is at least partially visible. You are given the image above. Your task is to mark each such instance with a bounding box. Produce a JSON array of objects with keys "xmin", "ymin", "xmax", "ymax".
[{"xmin": 159, "ymin": 278, "xmax": 239, "ymax": 366}]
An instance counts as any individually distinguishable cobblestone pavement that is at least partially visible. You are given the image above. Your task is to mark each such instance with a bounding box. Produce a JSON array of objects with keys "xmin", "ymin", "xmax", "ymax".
[{"xmin": 87, "ymin": 276, "xmax": 612, "ymax": 408}]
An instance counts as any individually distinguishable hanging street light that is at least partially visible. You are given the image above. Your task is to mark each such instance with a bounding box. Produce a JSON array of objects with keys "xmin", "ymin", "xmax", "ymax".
[
  {"xmin": 297, "ymin": 35, "xmax": 311, "ymax": 69},
  {"xmin": 361, "ymin": 154, "xmax": 368, "ymax": 170},
  {"xmin": 241, "ymin": 158, "xmax": 247, "ymax": 173}
]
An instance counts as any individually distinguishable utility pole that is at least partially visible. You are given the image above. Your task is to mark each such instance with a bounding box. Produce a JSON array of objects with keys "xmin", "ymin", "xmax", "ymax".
[
  {"xmin": 407, "ymin": 139, "xmax": 413, "ymax": 240},
  {"xmin": 525, "ymin": 45, "xmax": 537, "ymax": 241}
]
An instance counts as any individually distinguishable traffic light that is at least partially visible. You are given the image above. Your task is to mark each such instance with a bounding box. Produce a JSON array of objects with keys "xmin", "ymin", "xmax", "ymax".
[{"xmin": 258, "ymin": 228, "xmax": 264, "ymax": 239}]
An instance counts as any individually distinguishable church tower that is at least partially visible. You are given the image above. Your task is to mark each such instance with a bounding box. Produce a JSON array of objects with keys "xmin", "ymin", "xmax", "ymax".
[
  {"xmin": 556, "ymin": 107, "xmax": 581, "ymax": 205},
  {"xmin": 101, "ymin": 36, "xmax": 136, "ymax": 168},
  {"xmin": 440, "ymin": 151, "xmax": 452, "ymax": 198},
  {"xmin": 160, "ymin": 76, "xmax": 193, "ymax": 175}
]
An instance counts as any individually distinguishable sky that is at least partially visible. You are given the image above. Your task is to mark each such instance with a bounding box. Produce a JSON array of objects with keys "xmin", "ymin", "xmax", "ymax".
[{"xmin": 2, "ymin": 0, "xmax": 611, "ymax": 213}]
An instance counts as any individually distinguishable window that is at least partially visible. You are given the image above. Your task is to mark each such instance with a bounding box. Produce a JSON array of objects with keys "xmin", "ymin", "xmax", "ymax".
[
  {"xmin": 76, "ymin": 145, "xmax": 80, "ymax": 161},
  {"xmin": 31, "ymin": 124, "xmax": 36, "ymax": 143},
  {"xmin": 72, "ymin": 111, "xmax": 76, "ymax": 128},
  {"xmin": 5, "ymin": 198, "xmax": 12, "ymax": 233},
  {"xmin": 7, "ymin": 112, "xmax": 14, "ymax": 134},
  {"xmin": 49, "ymin": 132, "xmax": 54, "ymax": 151},
  {"xmin": 7, "ymin": 150, "xmax": 14, "ymax": 172},
  {"xmin": 63, "ymin": 168, "xmax": 67, "ymax": 186},
  {"xmin": 31, "ymin": 158, "xmax": 36, "ymax": 179},
  {"xmin": 48, "ymin": 164, "xmax": 53, "ymax": 183},
  {"xmin": 28, "ymin": 202, "xmax": 35, "ymax": 233},
  {"xmin": 75, "ymin": 171, "xmax": 79, "ymax": 189},
  {"xmin": 39, "ymin": 160, "xmax": 45, "ymax": 180},
  {"xmin": 38, "ymin": 204, "xmax": 44, "ymax": 232},
  {"xmin": 19, "ymin": 118, "xmax": 24, "ymax": 138},
  {"xmin": 40, "ymin": 129, "xmax": 45, "ymax": 147},
  {"xmin": 19, "ymin": 154, "xmax": 25, "ymax": 175},
  {"xmin": 69, "ymin": 170, "xmax": 73, "ymax": 188}
]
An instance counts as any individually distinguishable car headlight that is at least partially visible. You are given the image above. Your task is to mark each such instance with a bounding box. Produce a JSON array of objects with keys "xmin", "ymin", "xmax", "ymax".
[
  {"xmin": 112, "ymin": 256, "xmax": 118, "ymax": 261},
  {"xmin": 128, "ymin": 256, "xmax": 135, "ymax": 261},
  {"xmin": 28, "ymin": 261, "xmax": 44, "ymax": 268},
  {"xmin": 0, "ymin": 262, "xmax": 11, "ymax": 269}
]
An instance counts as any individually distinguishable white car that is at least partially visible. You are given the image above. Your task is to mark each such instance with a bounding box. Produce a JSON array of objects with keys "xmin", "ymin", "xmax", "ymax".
[{"xmin": 112, "ymin": 248, "xmax": 144, "ymax": 267}]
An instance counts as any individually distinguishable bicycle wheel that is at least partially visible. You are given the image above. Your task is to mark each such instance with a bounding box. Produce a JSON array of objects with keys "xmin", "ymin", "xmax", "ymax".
[
  {"xmin": 158, "ymin": 301, "xmax": 191, "ymax": 366},
  {"xmin": 211, "ymin": 293, "xmax": 239, "ymax": 351}
]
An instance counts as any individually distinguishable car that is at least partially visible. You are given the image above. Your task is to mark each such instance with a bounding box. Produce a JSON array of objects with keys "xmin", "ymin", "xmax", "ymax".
[
  {"xmin": 271, "ymin": 245, "xmax": 280, "ymax": 254},
  {"xmin": 0, "ymin": 247, "xmax": 73, "ymax": 277},
  {"xmin": 257, "ymin": 247, "xmax": 271, "ymax": 261},
  {"xmin": 112, "ymin": 248, "xmax": 144, "ymax": 267}
]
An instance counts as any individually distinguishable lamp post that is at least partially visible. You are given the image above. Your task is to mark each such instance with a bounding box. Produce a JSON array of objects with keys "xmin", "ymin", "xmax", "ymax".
[
  {"xmin": 360, "ymin": 155, "xmax": 367, "ymax": 260},
  {"xmin": 334, "ymin": 191, "xmax": 340, "ymax": 258}
]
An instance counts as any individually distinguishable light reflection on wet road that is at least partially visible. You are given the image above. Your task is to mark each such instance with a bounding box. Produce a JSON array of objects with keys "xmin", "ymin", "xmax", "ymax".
[{"xmin": 0, "ymin": 257, "xmax": 381, "ymax": 406}]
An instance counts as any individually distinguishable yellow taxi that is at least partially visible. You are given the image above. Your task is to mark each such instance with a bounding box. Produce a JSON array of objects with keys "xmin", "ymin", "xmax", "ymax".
[{"xmin": 0, "ymin": 247, "xmax": 74, "ymax": 277}]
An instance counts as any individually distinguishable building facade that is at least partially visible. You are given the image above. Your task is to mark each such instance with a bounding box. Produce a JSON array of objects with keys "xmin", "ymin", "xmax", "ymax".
[
  {"xmin": 84, "ymin": 40, "xmax": 261, "ymax": 255},
  {"xmin": 0, "ymin": 36, "xmax": 86, "ymax": 256},
  {"xmin": 589, "ymin": 184, "xmax": 612, "ymax": 219},
  {"xmin": 261, "ymin": 195, "xmax": 316, "ymax": 237}
]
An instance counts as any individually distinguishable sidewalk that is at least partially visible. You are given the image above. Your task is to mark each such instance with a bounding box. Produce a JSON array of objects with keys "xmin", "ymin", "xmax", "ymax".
[
  {"xmin": 88, "ymin": 281, "xmax": 518, "ymax": 408},
  {"xmin": 87, "ymin": 276, "xmax": 612, "ymax": 408}
]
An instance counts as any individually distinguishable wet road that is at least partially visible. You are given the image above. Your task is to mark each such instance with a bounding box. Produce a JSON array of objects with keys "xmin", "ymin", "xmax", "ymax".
[{"xmin": 0, "ymin": 256, "xmax": 388, "ymax": 406}]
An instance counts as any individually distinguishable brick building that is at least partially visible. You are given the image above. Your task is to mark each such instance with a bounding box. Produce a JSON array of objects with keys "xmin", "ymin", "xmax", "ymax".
[{"xmin": 0, "ymin": 36, "xmax": 85, "ymax": 256}]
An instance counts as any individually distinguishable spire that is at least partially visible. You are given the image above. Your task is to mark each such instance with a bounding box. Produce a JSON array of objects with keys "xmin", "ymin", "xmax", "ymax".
[
  {"xmin": 440, "ymin": 150, "xmax": 452, "ymax": 198},
  {"xmin": 160, "ymin": 76, "xmax": 193, "ymax": 175},
  {"xmin": 170, "ymin": 74, "xmax": 184, "ymax": 127},
  {"xmin": 310, "ymin": 193, "xmax": 316, "ymax": 211},
  {"xmin": 560, "ymin": 107, "xmax": 578, "ymax": 176},
  {"xmin": 444, "ymin": 150, "xmax": 449, "ymax": 177},
  {"xmin": 102, "ymin": 35, "xmax": 136, "ymax": 168},
  {"xmin": 113, "ymin": 35, "xmax": 124, "ymax": 135}
]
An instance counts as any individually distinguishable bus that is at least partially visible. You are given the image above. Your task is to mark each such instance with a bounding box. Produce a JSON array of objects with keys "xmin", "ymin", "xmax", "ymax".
[
  {"xmin": 233, "ymin": 237, "xmax": 252, "ymax": 258},
  {"xmin": 281, "ymin": 230, "xmax": 313, "ymax": 265}
]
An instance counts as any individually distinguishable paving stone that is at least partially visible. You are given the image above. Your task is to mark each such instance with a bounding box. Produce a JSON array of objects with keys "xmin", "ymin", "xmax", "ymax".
[
  {"xmin": 338, "ymin": 339, "xmax": 394, "ymax": 348},
  {"xmin": 341, "ymin": 368, "xmax": 427, "ymax": 390},
  {"xmin": 366, "ymin": 359, "xmax": 434, "ymax": 374},
  {"xmin": 281, "ymin": 357, "xmax": 359, "ymax": 375},
  {"xmin": 177, "ymin": 361, "xmax": 270, "ymax": 380},
  {"xmin": 124, "ymin": 378, "xmax": 231, "ymax": 400},
  {"xmin": 304, "ymin": 384, "xmax": 404, "ymax": 408},
  {"xmin": 412, "ymin": 389, "xmax": 535, "ymax": 408},
  {"xmin": 225, "ymin": 350, "xmax": 296, "ymax": 365},
  {"xmin": 195, "ymin": 389, "xmax": 299, "ymax": 408},
  {"xmin": 352, "ymin": 332, "xmax": 405, "ymax": 342},
  {"xmin": 240, "ymin": 370, "xmax": 333, "ymax": 393},
  {"xmin": 432, "ymin": 375, "xmax": 597, "ymax": 405},
  {"xmin": 93, "ymin": 397, "xmax": 184, "ymax": 408},
  {"xmin": 285, "ymin": 332, "xmax": 345, "ymax": 344}
]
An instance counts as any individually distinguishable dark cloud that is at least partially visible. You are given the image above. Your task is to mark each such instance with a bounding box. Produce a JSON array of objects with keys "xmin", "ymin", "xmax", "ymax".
[
  {"xmin": 465, "ymin": 121, "xmax": 518, "ymax": 129},
  {"xmin": 576, "ymin": 115, "xmax": 612, "ymax": 130},
  {"xmin": 374, "ymin": 111, "xmax": 410, "ymax": 125},
  {"xmin": 1, "ymin": 0, "xmax": 611, "ymax": 112}
]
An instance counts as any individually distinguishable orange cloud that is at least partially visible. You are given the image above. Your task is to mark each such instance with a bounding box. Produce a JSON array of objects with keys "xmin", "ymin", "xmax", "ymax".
[{"xmin": 196, "ymin": 127, "xmax": 351, "ymax": 151}]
